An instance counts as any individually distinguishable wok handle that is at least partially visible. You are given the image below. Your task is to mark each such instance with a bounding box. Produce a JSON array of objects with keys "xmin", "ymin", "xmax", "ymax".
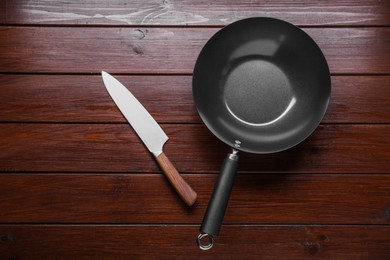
[
  {"xmin": 198, "ymin": 150, "xmax": 239, "ymax": 250},
  {"xmin": 156, "ymin": 152, "xmax": 197, "ymax": 207}
]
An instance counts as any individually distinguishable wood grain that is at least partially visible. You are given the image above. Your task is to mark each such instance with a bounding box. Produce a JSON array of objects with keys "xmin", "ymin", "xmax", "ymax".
[
  {"xmin": 155, "ymin": 152, "xmax": 197, "ymax": 206},
  {"xmin": 0, "ymin": 27, "xmax": 389, "ymax": 74},
  {"xmin": 2, "ymin": 0, "xmax": 390, "ymax": 26},
  {"xmin": 0, "ymin": 124, "xmax": 388, "ymax": 173},
  {"xmin": 1, "ymin": 225, "xmax": 389, "ymax": 258},
  {"xmin": 0, "ymin": 75, "xmax": 389, "ymax": 124},
  {"xmin": 0, "ymin": 173, "xmax": 389, "ymax": 224}
]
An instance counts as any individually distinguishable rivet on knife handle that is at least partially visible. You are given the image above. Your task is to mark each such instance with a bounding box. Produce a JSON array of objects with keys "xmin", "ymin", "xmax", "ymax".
[
  {"xmin": 101, "ymin": 71, "xmax": 197, "ymax": 206},
  {"xmin": 155, "ymin": 152, "xmax": 197, "ymax": 206}
]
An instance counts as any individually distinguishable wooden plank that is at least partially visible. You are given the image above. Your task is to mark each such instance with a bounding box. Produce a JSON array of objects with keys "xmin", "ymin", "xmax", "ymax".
[
  {"xmin": 0, "ymin": 27, "xmax": 389, "ymax": 74},
  {"xmin": 1, "ymin": 225, "xmax": 389, "ymax": 258},
  {"xmin": 2, "ymin": 0, "xmax": 390, "ymax": 26},
  {"xmin": 0, "ymin": 124, "xmax": 388, "ymax": 173},
  {"xmin": 0, "ymin": 2, "xmax": 4, "ymax": 24},
  {"xmin": 0, "ymin": 75, "xmax": 197, "ymax": 123},
  {"xmin": 326, "ymin": 76, "xmax": 390, "ymax": 123},
  {"xmin": 0, "ymin": 75, "xmax": 389, "ymax": 123},
  {"xmin": 0, "ymin": 173, "xmax": 389, "ymax": 224}
]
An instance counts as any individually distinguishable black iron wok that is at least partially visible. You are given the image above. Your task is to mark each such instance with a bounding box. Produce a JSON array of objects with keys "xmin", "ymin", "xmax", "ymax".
[{"xmin": 192, "ymin": 17, "xmax": 331, "ymax": 250}]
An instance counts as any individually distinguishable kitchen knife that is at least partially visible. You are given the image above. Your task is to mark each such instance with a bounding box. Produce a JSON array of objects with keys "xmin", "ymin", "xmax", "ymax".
[{"xmin": 102, "ymin": 71, "xmax": 197, "ymax": 206}]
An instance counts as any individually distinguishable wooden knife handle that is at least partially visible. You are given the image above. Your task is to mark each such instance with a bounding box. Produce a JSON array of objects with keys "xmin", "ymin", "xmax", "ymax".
[{"xmin": 155, "ymin": 152, "xmax": 197, "ymax": 206}]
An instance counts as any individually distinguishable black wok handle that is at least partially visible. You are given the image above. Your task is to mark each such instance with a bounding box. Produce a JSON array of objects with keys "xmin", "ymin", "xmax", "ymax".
[{"xmin": 197, "ymin": 150, "xmax": 239, "ymax": 250}]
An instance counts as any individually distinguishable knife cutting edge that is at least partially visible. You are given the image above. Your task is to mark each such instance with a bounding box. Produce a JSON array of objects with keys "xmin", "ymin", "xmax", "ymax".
[{"xmin": 101, "ymin": 71, "xmax": 197, "ymax": 206}]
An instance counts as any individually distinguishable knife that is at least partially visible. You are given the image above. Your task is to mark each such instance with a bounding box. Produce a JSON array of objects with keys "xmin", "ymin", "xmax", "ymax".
[{"xmin": 102, "ymin": 71, "xmax": 197, "ymax": 206}]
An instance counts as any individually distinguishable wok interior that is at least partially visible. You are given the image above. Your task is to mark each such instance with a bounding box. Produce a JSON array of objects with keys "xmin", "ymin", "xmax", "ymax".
[{"xmin": 193, "ymin": 18, "xmax": 330, "ymax": 153}]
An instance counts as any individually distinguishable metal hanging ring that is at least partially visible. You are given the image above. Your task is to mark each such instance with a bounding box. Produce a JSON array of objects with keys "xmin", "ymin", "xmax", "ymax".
[{"xmin": 197, "ymin": 233, "xmax": 214, "ymax": 250}]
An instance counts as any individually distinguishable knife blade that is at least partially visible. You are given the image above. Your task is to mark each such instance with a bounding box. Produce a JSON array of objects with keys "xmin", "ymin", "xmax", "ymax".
[{"xmin": 102, "ymin": 71, "xmax": 197, "ymax": 206}]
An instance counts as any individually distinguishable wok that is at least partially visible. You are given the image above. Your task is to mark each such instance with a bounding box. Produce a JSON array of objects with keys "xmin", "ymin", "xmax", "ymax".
[{"xmin": 192, "ymin": 17, "xmax": 331, "ymax": 250}]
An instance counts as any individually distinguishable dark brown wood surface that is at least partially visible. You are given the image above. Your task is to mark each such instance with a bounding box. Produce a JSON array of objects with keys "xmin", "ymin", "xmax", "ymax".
[
  {"xmin": 0, "ymin": 27, "xmax": 389, "ymax": 74},
  {"xmin": 0, "ymin": 75, "xmax": 389, "ymax": 123},
  {"xmin": 1, "ymin": 225, "xmax": 389, "ymax": 259},
  {"xmin": 1, "ymin": 173, "xmax": 389, "ymax": 224},
  {"xmin": 1, "ymin": 124, "xmax": 389, "ymax": 173},
  {"xmin": 0, "ymin": 1, "xmax": 389, "ymax": 258}
]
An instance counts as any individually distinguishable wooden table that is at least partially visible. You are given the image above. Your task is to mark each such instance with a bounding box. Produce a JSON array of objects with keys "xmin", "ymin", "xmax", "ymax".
[{"xmin": 1, "ymin": 1, "xmax": 390, "ymax": 258}]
